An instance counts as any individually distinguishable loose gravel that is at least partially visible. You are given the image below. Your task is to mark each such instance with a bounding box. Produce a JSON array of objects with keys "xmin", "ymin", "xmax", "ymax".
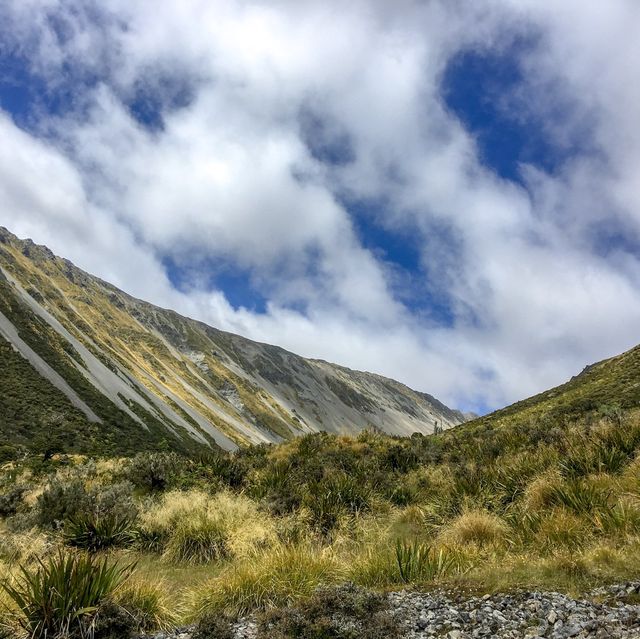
[{"xmin": 146, "ymin": 582, "xmax": 640, "ymax": 639}]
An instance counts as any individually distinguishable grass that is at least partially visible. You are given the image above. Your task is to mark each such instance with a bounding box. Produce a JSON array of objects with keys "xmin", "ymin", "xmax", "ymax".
[
  {"xmin": 186, "ymin": 544, "xmax": 343, "ymax": 618},
  {"xmin": 440, "ymin": 510, "xmax": 510, "ymax": 547},
  {"xmin": 3, "ymin": 408, "xmax": 640, "ymax": 632}
]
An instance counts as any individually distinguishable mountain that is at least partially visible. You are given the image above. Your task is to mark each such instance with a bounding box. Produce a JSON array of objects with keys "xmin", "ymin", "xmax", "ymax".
[{"xmin": 0, "ymin": 227, "xmax": 467, "ymax": 457}]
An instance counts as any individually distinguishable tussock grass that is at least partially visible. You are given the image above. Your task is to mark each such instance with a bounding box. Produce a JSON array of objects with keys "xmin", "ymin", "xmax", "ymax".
[
  {"xmin": 185, "ymin": 544, "xmax": 343, "ymax": 618},
  {"xmin": 0, "ymin": 528, "xmax": 53, "ymax": 565},
  {"xmin": 139, "ymin": 490, "xmax": 277, "ymax": 564},
  {"xmin": 4, "ymin": 408, "xmax": 640, "ymax": 624},
  {"xmin": 114, "ymin": 578, "xmax": 178, "ymax": 632},
  {"xmin": 440, "ymin": 510, "xmax": 510, "ymax": 547},
  {"xmin": 349, "ymin": 537, "xmax": 472, "ymax": 587}
]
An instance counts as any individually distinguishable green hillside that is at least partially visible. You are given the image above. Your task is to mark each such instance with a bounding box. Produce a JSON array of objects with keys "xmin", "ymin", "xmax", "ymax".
[{"xmin": 469, "ymin": 343, "xmax": 640, "ymax": 430}]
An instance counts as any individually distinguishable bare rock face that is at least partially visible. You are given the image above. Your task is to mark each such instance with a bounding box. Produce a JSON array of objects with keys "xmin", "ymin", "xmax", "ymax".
[{"xmin": 0, "ymin": 226, "xmax": 469, "ymax": 452}]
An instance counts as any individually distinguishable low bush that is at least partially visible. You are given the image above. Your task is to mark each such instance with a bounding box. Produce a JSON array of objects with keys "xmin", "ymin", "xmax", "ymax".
[
  {"xmin": 35, "ymin": 477, "xmax": 92, "ymax": 529},
  {"xmin": 0, "ymin": 484, "xmax": 30, "ymax": 517},
  {"xmin": 192, "ymin": 613, "xmax": 235, "ymax": 639},
  {"xmin": 124, "ymin": 452, "xmax": 180, "ymax": 492},
  {"xmin": 36, "ymin": 477, "xmax": 138, "ymax": 530},
  {"xmin": 258, "ymin": 583, "xmax": 402, "ymax": 639},
  {"xmin": 92, "ymin": 601, "xmax": 138, "ymax": 639}
]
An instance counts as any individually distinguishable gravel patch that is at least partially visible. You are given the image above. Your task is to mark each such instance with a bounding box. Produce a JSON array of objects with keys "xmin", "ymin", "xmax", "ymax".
[{"xmin": 145, "ymin": 582, "xmax": 640, "ymax": 639}]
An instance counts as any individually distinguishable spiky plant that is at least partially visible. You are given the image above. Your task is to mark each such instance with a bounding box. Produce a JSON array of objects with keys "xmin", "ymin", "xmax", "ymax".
[
  {"xmin": 1, "ymin": 550, "xmax": 135, "ymax": 638},
  {"xmin": 64, "ymin": 513, "xmax": 136, "ymax": 552}
]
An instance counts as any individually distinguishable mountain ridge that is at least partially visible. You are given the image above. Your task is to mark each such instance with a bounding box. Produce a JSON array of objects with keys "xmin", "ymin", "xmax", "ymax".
[{"xmin": 0, "ymin": 226, "xmax": 468, "ymax": 456}]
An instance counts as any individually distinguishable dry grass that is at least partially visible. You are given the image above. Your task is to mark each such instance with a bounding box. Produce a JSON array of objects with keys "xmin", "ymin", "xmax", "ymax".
[
  {"xmin": 114, "ymin": 578, "xmax": 178, "ymax": 631},
  {"xmin": 522, "ymin": 471, "xmax": 563, "ymax": 511},
  {"xmin": 535, "ymin": 509, "xmax": 591, "ymax": 550},
  {"xmin": 139, "ymin": 490, "xmax": 277, "ymax": 563},
  {"xmin": 440, "ymin": 510, "xmax": 510, "ymax": 547},
  {"xmin": 0, "ymin": 527, "xmax": 54, "ymax": 565},
  {"xmin": 185, "ymin": 544, "xmax": 343, "ymax": 618}
]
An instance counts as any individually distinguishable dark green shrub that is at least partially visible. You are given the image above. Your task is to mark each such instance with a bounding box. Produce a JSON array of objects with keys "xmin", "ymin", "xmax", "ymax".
[
  {"xmin": 125, "ymin": 452, "xmax": 180, "ymax": 491},
  {"xmin": 35, "ymin": 477, "xmax": 92, "ymax": 528},
  {"xmin": 1, "ymin": 551, "xmax": 135, "ymax": 638},
  {"xmin": 258, "ymin": 583, "xmax": 402, "ymax": 639},
  {"xmin": 92, "ymin": 481, "xmax": 138, "ymax": 521},
  {"xmin": 0, "ymin": 484, "xmax": 29, "ymax": 517},
  {"xmin": 36, "ymin": 478, "xmax": 138, "ymax": 530},
  {"xmin": 382, "ymin": 443, "xmax": 418, "ymax": 473},
  {"xmin": 304, "ymin": 473, "xmax": 373, "ymax": 534},
  {"xmin": 92, "ymin": 601, "xmax": 137, "ymax": 639},
  {"xmin": 202, "ymin": 452, "xmax": 248, "ymax": 489},
  {"xmin": 193, "ymin": 613, "xmax": 235, "ymax": 639}
]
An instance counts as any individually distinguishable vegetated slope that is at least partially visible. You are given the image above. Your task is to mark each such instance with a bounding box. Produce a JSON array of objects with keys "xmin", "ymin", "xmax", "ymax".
[
  {"xmin": 0, "ymin": 227, "xmax": 466, "ymax": 458},
  {"xmin": 460, "ymin": 341, "xmax": 640, "ymax": 437}
]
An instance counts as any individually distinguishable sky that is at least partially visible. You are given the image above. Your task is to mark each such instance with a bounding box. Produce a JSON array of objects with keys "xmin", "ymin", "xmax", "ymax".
[{"xmin": 1, "ymin": 1, "xmax": 639, "ymax": 415}]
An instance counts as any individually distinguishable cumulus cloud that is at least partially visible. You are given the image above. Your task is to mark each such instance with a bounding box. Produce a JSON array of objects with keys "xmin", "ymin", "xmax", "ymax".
[{"xmin": 0, "ymin": 0, "xmax": 639, "ymax": 412}]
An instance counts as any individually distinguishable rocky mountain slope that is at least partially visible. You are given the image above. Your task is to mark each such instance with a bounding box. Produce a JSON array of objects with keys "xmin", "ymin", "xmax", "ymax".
[{"xmin": 0, "ymin": 227, "xmax": 467, "ymax": 456}]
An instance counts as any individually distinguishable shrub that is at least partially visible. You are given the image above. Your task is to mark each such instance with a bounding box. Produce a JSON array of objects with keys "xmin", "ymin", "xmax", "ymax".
[
  {"xmin": 303, "ymin": 474, "xmax": 372, "ymax": 535},
  {"xmin": 1, "ymin": 551, "xmax": 135, "ymax": 638},
  {"xmin": 92, "ymin": 601, "xmax": 137, "ymax": 639},
  {"xmin": 35, "ymin": 477, "xmax": 92, "ymax": 528},
  {"xmin": 0, "ymin": 484, "xmax": 29, "ymax": 517},
  {"xmin": 35, "ymin": 478, "xmax": 137, "ymax": 530},
  {"xmin": 192, "ymin": 613, "xmax": 235, "ymax": 639},
  {"xmin": 91, "ymin": 481, "xmax": 138, "ymax": 521},
  {"xmin": 125, "ymin": 452, "xmax": 180, "ymax": 492},
  {"xmin": 258, "ymin": 583, "xmax": 402, "ymax": 639}
]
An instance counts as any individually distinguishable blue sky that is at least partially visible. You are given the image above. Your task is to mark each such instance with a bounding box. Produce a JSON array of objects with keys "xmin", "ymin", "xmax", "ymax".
[{"xmin": 1, "ymin": 1, "xmax": 639, "ymax": 414}]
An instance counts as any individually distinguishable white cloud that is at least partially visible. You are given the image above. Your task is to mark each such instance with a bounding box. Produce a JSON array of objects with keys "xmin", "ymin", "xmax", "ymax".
[{"xmin": 1, "ymin": 0, "xmax": 639, "ymax": 412}]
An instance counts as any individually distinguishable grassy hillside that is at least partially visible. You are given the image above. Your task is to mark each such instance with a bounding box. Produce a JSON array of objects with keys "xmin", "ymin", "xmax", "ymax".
[
  {"xmin": 466, "ymin": 341, "xmax": 640, "ymax": 431},
  {"xmin": 2, "ymin": 339, "xmax": 640, "ymax": 637}
]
